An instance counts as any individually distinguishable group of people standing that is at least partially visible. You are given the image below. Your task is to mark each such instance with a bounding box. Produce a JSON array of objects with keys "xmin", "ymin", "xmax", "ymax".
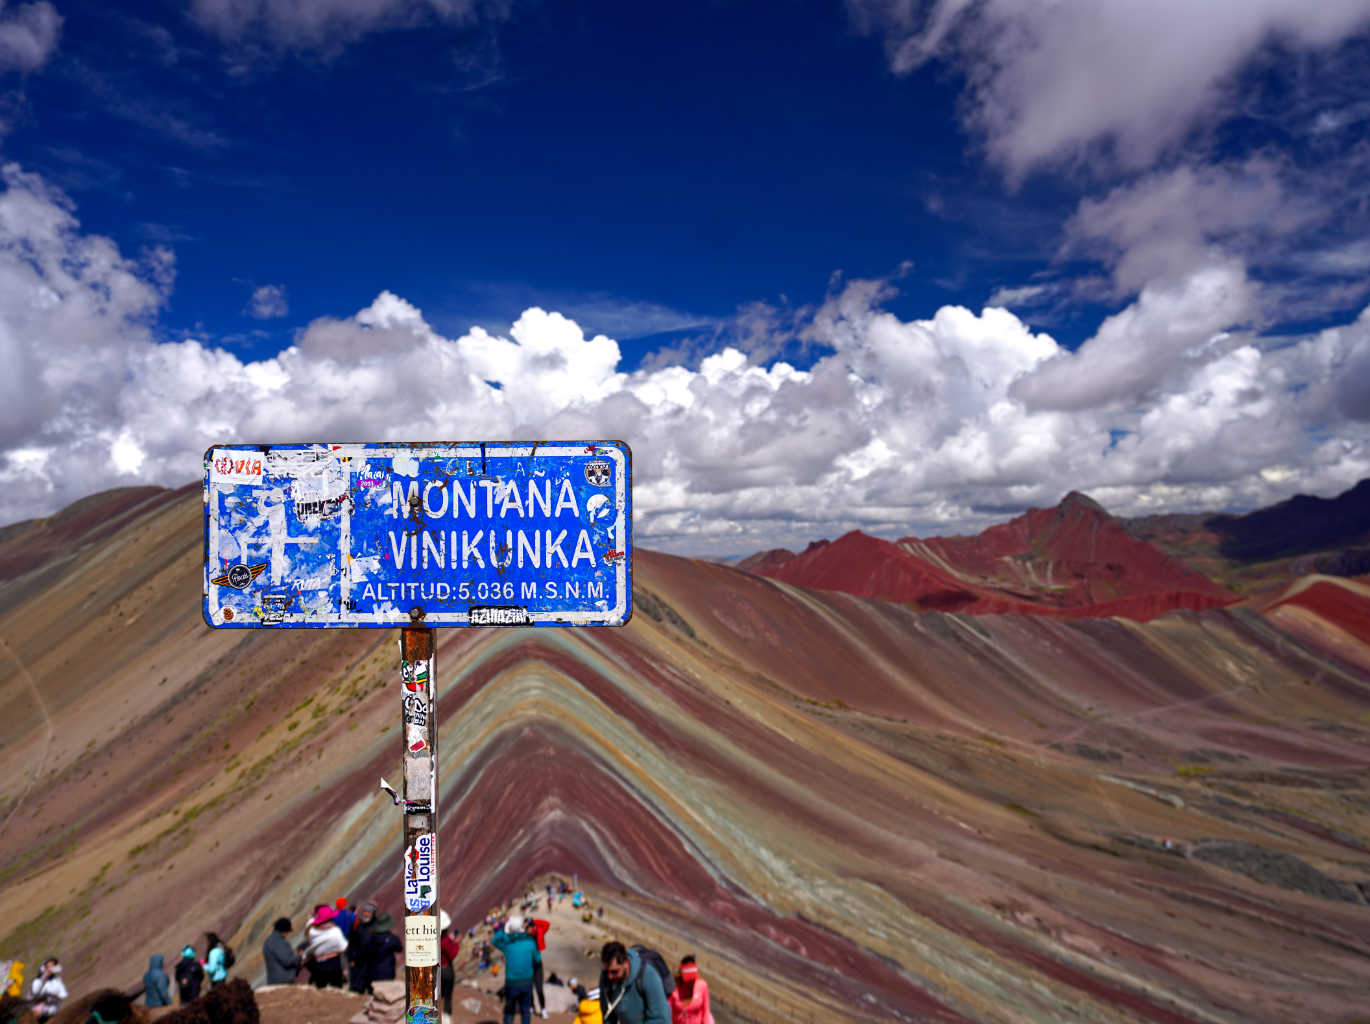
[
  {"xmin": 584, "ymin": 943, "xmax": 715, "ymax": 1024},
  {"xmin": 137, "ymin": 934, "xmax": 232, "ymax": 1008},
  {"xmin": 261, "ymin": 899, "xmax": 403, "ymax": 993},
  {"xmin": 7, "ymin": 935, "xmax": 231, "ymax": 1019}
]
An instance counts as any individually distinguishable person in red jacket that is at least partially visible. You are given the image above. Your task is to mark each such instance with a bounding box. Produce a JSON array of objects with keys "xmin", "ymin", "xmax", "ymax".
[
  {"xmin": 667, "ymin": 956, "xmax": 714, "ymax": 1024},
  {"xmin": 523, "ymin": 917, "xmax": 551, "ymax": 1019},
  {"xmin": 439, "ymin": 910, "xmax": 460, "ymax": 1016}
]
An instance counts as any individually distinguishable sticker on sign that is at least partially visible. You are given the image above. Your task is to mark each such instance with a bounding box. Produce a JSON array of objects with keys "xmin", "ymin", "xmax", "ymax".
[{"xmin": 202, "ymin": 442, "xmax": 631, "ymax": 628}]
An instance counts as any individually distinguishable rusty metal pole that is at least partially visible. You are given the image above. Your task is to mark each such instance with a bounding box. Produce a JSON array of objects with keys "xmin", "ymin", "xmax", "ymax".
[{"xmin": 400, "ymin": 619, "xmax": 439, "ymax": 1024}]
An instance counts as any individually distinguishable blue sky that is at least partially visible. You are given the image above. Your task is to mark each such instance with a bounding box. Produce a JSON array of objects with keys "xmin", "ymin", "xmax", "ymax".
[
  {"xmin": 2, "ymin": 0, "xmax": 1370, "ymax": 554},
  {"xmin": 16, "ymin": 0, "xmax": 1005, "ymax": 358}
]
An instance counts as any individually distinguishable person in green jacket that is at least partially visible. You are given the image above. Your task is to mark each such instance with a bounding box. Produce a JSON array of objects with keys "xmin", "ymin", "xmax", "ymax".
[{"xmin": 491, "ymin": 915, "xmax": 541, "ymax": 1024}]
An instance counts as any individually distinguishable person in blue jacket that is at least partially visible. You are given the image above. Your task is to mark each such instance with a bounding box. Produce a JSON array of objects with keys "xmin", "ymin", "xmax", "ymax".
[
  {"xmin": 491, "ymin": 915, "xmax": 541, "ymax": 1024},
  {"xmin": 204, "ymin": 934, "xmax": 228, "ymax": 987},
  {"xmin": 598, "ymin": 943, "xmax": 668, "ymax": 1024},
  {"xmin": 142, "ymin": 955, "xmax": 170, "ymax": 1008}
]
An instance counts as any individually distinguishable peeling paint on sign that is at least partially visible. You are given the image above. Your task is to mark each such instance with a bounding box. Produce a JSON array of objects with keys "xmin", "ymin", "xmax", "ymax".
[{"xmin": 202, "ymin": 442, "xmax": 632, "ymax": 627}]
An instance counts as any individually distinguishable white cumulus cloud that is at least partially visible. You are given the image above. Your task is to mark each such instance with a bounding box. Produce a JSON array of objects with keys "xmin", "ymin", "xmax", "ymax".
[
  {"xmin": 849, "ymin": 0, "xmax": 1370, "ymax": 178},
  {"xmin": 2, "ymin": 164, "xmax": 1370, "ymax": 554}
]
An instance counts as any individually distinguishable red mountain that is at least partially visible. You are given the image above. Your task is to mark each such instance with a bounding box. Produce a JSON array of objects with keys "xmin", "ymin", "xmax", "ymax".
[{"xmin": 756, "ymin": 491, "xmax": 1237, "ymax": 621}]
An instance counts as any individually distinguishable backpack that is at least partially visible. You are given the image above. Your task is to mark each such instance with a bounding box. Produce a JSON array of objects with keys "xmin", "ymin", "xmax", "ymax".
[
  {"xmin": 630, "ymin": 946, "xmax": 674, "ymax": 1001},
  {"xmin": 221, "ymin": 944, "xmax": 236, "ymax": 970}
]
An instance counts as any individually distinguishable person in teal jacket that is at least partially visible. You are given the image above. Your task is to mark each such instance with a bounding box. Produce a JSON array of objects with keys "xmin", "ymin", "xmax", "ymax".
[
  {"xmin": 142, "ymin": 954, "xmax": 171, "ymax": 1007},
  {"xmin": 491, "ymin": 916, "xmax": 541, "ymax": 1024},
  {"xmin": 204, "ymin": 934, "xmax": 228, "ymax": 987},
  {"xmin": 598, "ymin": 943, "xmax": 668, "ymax": 1024}
]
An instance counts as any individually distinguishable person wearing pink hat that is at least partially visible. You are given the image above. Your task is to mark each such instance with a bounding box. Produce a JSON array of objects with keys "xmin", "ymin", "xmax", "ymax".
[
  {"xmin": 667, "ymin": 956, "xmax": 714, "ymax": 1024},
  {"xmin": 301, "ymin": 904, "xmax": 348, "ymax": 989}
]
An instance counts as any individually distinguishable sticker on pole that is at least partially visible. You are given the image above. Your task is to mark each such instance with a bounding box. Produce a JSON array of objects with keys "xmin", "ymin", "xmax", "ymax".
[
  {"xmin": 202, "ymin": 442, "xmax": 632, "ymax": 628},
  {"xmin": 404, "ymin": 917, "xmax": 440, "ymax": 968},
  {"xmin": 404, "ymin": 833, "xmax": 436, "ymax": 911}
]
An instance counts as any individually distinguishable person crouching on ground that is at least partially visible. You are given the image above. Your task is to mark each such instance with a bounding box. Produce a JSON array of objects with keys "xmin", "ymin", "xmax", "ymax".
[
  {"xmin": 264, "ymin": 918, "xmax": 302, "ymax": 985},
  {"xmin": 302, "ymin": 905, "xmax": 348, "ymax": 988},
  {"xmin": 667, "ymin": 957, "xmax": 713, "ymax": 1024},
  {"xmin": 598, "ymin": 942, "xmax": 668, "ymax": 1024},
  {"xmin": 491, "ymin": 915, "xmax": 540, "ymax": 1024}
]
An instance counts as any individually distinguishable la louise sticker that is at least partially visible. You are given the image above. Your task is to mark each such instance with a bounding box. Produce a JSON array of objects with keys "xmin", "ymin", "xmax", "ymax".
[{"xmin": 405, "ymin": 915, "xmax": 439, "ymax": 967}]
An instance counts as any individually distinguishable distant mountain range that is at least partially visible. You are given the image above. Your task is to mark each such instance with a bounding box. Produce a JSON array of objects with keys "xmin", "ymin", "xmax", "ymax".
[
  {"xmin": 2, "ymin": 481, "xmax": 1369, "ymax": 1023},
  {"xmin": 738, "ymin": 479, "xmax": 1370, "ymax": 623}
]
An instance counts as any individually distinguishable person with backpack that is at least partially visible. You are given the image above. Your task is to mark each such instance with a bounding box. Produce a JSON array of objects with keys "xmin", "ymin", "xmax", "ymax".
[
  {"xmin": 597, "ymin": 942, "xmax": 670, "ymax": 1024},
  {"xmin": 142, "ymin": 953, "xmax": 171, "ymax": 1008},
  {"xmin": 174, "ymin": 945, "xmax": 204, "ymax": 1003},
  {"xmin": 361, "ymin": 913, "xmax": 404, "ymax": 991},
  {"xmin": 346, "ymin": 902, "xmax": 377, "ymax": 993},
  {"xmin": 523, "ymin": 916, "xmax": 551, "ymax": 1019},
  {"xmin": 666, "ymin": 956, "xmax": 714, "ymax": 1024},
  {"xmin": 204, "ymin": 933, "xmax": 232, "ymax": 987},
  {"xmin": 491, "ymin": 915, "xmax": 540, "ymax": 1024}
]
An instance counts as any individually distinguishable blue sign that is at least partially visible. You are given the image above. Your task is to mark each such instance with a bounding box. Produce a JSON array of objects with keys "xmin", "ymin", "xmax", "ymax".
[{"xmin": 203, "ymin": 442, "xmax": 631, "ymax": 627}]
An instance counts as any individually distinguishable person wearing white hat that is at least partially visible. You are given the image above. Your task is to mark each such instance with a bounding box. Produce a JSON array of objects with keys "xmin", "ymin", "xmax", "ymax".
[
  {"xmin": 492, "ymin": 915, "xmax": 541, "ymax": 1024},
  {"xmin": 439, "ymin": 910, "xmax": 459, "ymax": 1016}
]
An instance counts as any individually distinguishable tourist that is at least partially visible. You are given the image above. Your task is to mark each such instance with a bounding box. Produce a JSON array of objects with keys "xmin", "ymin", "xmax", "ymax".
[
  {"xmin": 174, "ymin": 946, "xmax": 204, "ymax": 1003},
  {"xmin": 666, "ymin": 957, "xmax": 713, "ymax": 1024},
  {"xmin": 347, "ymin": 902, "xmax": 377, "ymax": 993},
  {"xmin": 440, "ymin": 910, "xmax": 460, "ymax": 1016},
  {"xmin": 263, "ymin": 918, "xmax": 302, "ymax": 984},
  {"xmin": 598, "ymin": 942, "xmax": 669, "ymax": 1024},
  {"xmin": 142, "ymin": 954, "xmax": 171, "ymax": 1008},
  {"xmin": 524, "ymin": 916, "xmax": 551, "ymax": 1019},
  {"xmin": 362, "ymin": 913, "xmax": 403, "ymax": 990},
  {"xmin": 492, "ymin": 915, "xmax": 540, "ymax": 1024},
  {"xmin": 334, "ymin": 898, "xmax": 356, "ymax": 939},
  {"xmin": 29, "ymin": 958, "xmax": 66, "ymax": 1023},
  {"xmin": 204, "ymin": 933, "xmax": 229, "ymax": 987},
  {"xmin": 3, "ymin": 959, "xmax": 23, "ymax": 998},
  {"xmin": 302, "ymin": 905, "xmax": 348, "ymax": 989},
  {"xmin": 573, "ymin": 983, "xmax": 603, "ymax": 1024}
]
